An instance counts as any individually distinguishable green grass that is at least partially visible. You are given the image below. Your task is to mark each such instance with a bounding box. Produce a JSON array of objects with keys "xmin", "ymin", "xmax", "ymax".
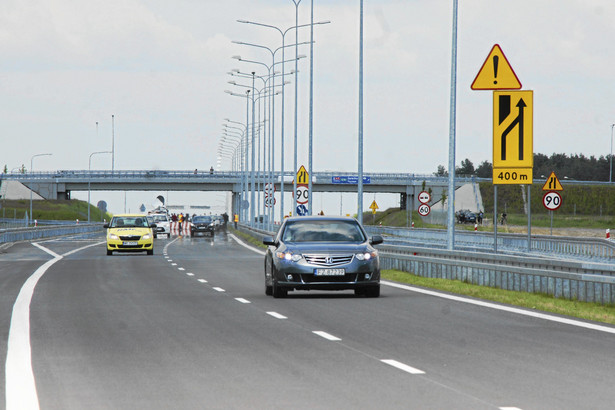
[
  {"xmin": 383, "ymin": 269, "xmax": 615, "ymax": 325},
  {"xmin": 0, "ymin": 199, "xmax": 112, "ymax": 222}
]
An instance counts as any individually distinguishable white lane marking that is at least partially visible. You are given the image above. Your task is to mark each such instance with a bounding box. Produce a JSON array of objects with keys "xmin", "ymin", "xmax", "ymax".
[
  {"xmin": 6, "ymin": 240, "xmax": 103, "ymax": 410},
  {"xmin": 229, "ymin": 233, "xmax": 266, "ymax": 255},
  {"xmin": 167, "ymin": 259, "xmax": 173, "ymax": 262},
  {"xmin": 267, "ymin": 311, "xmax": 287, "ymax": 319},
  {"xmin": 178, "ymin": 267, "xmax": 185, "ymax": 271},
  {"xmin": 32, "ymin": 242, "xmax": 61, "ymax": 259},
  {"xmin": 171, "ymin": 263, "xmax": 177, "ymax": 266},
  {"xmin": 382, "ymin": 280, "xmax": 615, "ymax": 335},
  {"xmin": 213, "ymin": 287, "xmax": 225, "ymax": 292},
  {"xmin": 187, "ymin": 273, "xmax": 195, "ymax": 277},
  {"xmin": 381, "ymin": 359, "xmax": 425, "ymax": 375},
  {"xmin": 500, "ymin": 407, "xmax": 523, "ymax": 410},
  {"xmin": 164, "ymin": 256, "xmax": 169, "ymax": 259},
  {"xmin": 313, "ymin": 331, "xmax": 341, "ymax": 341},
  {"xmin": 235, "ymin": 298, "xmax": 251, "ymax": 304},
  {"xmin": 197, "ymin": 279, "xmax": 207, "ymax": 283}
]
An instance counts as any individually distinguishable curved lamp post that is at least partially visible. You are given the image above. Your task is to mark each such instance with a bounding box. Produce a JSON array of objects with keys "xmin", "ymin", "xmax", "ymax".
[
  {"xmin": 30, "ymin": 153, "xmax": 52, "ymax": 225},
  {"xmin": 88, "ymin": 151, "xmax": 112, "ymax": 222}
]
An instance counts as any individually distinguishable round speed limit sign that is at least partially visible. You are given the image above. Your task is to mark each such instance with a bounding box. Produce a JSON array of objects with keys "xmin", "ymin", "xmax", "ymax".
[
  {"xmin": 543, "ymin": 191, "xmax": 562, "ymax": 211},
  {"xmin": 295, "ymin": 185, "xmax": 309, "ymax": 205},
  {"xmin": 418, "ymin": 204, "xmax": 431, "ymax": 216}
]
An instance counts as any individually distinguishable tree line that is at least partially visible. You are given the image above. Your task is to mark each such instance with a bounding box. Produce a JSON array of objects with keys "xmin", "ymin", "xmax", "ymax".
[{"xmin": 436, "ymin": 153, "xmax": 614, "ymax": 181}]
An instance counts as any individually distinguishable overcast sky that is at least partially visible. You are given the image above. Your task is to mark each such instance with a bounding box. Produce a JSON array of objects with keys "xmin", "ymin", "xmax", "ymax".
[{"xmin": 1, "ymin": 0, "xmax": 614, "ymax": 215}]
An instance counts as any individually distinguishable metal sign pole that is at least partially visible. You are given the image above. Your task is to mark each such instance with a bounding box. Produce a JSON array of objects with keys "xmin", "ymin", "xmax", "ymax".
[{"xmin": 494, "ymin": 185, "xmax": 498, "ymax": 253}]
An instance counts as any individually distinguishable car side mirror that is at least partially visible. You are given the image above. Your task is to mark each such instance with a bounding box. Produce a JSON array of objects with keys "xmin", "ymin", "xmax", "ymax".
[
  {"xmin": 103, "ymin": 224, "xmax": 109, "ymax": 229},
  {"xmin": 150, "ymin": 223, "xmax": 157, "ymax": 228},
  {"xmin": 263, "ymin": 236, "xmax": 277, "ymax": 246},
  {"xmin": 370, "ymin": 235, "xmax": 383, "ymax": 245}
]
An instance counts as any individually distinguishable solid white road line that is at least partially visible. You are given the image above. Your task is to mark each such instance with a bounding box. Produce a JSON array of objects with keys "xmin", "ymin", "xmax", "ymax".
[
  {"xmin": 381, "ymin": 359, "xmax": 425, "ymax": 375},
  {"xmin": 312, "ymin": 331, "xmax": 341, "ymax": 341},
  {"xmin": 6, "ymin": 240, "xmax": 104, "ymax": 410},
  {"xmin": 382, "ymin": 280, "xmax": 615, "ymax": 335},
  {"xmin": 235, "ymin": 298, "xmax": 251, "ymax": 304},
  {"xmin": 228, "ymin": 233, "xmax": 266, "ymax": 255},
  {"xmin": 267, "ymin": 311, "xmax": 288, "ymax": 319}
]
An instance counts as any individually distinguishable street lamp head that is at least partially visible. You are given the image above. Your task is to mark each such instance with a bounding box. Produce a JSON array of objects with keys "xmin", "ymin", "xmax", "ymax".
[
  {"xmin": 231, "ymin": 55, "xmax": 242, "ymax": 60},
  {"xmin": 231, "ymin": 68, "xmax": 240, "ymax": 73}
]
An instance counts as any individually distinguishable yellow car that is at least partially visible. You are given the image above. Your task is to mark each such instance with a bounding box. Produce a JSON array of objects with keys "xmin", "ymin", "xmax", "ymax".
[{"xmin": 105, "ymin": 214, "xmax": 155, "ymax": 256}]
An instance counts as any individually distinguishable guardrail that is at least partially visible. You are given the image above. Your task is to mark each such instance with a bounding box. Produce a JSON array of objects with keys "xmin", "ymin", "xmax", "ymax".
[
  {"xmin": 0, "ymin": 224, "xmax": 104, "ymax": 244},
  {"xmin": 365, "ymin": 226, "xmax": 615, "ymax": 261},
  {"xmin": 238, "ymin": 224, "xmax": 615, "ymax": 305}
]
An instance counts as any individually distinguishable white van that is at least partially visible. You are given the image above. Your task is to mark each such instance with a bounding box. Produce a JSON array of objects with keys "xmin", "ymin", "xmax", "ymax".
[{"xmin": 150, "ymin": 213, "xmax": 171, "ymax": 238}]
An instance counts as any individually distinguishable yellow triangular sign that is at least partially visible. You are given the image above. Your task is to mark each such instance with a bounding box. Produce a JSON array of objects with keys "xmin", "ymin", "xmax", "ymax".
[
  {"xmin": 542, "ymin": 172, "xmax": 564, "ymax": 191},
  {"xmin": 369, "ymin": 200, "xmax": 378, "ymax": 210},
  {"xmin": 471, "ymin": 44, "xmax": 522, "ymax": 90},
  {"xmin": 296, "ymin": 165, "xmax": 309, "ymax": 185}
]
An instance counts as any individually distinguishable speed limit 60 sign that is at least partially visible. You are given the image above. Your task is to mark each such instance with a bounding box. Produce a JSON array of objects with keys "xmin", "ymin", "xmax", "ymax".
[
  {"xmin": 543, "ymin": 191, "xmax": 562, "ymax": 211},
  {"xmin": 418, "ymin": 204, "xmax": 431, "ymax": 216}
]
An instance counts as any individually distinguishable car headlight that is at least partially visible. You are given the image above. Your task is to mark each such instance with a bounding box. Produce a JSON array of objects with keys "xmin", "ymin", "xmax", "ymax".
[
  {"xmin": 142, "ymin": 233, "xmax": 152, "ymax": 240},
  {"xmin": 355, "ymin": 251, "xmax": 378, "ymax": 261},
  {"xmin": 276, "ymin": 252, "xmax": 302, "ymax": 262},
  {"xmin": 109, "ymin": 233, "xmax": 118, "ymax": 240}
]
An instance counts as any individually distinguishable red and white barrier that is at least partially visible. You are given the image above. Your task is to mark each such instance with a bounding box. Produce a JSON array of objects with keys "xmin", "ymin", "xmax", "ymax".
[
  {"xmin": 607, "ymin": 229, "xmax": 611, "ymax": 240},
  {"xmin": 170, "ymin": 222, "xmax": 191, "ymax": 236},
  {"xmin": 474, "ymin": 223, "xmax": 478, "ymax": 232}
]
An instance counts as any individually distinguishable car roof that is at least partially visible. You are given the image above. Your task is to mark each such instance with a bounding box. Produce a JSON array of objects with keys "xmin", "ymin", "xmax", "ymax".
[
  {"xmin": 112, "ymin": 214, "xmax": 147, "ymax": 218},
  {"xmin": 283, "ymin": 216, "xmax": 359, "ymax": 223}
]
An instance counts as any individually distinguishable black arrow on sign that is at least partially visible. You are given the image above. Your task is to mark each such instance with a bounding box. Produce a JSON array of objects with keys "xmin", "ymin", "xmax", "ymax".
[{"xmin": 500, "ymin": 98, "xmax": 526, "ymax": 161}]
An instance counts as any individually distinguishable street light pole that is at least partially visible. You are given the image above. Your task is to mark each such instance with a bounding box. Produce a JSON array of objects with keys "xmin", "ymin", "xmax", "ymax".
[
  {"xmin": 358, "ymin": 0, "xmax": 364, "ymax": 223},
  {"xmin": 293, "ymin": 0, "xmax": 302, "ymax": 216},
  {"xmin": 29, "ymin": 153, "xmax": 52, "ymax": 225},
  {"xmin": 88, "ymin": 151, "xmax": 112, "ymax": 222},
  {"xmin": 446, "ymin": 0, "xmax": 459, "ymax": 251},
  {"xmin": 610, "ymin": 124, "xmax": 614, "ymax": 183}
]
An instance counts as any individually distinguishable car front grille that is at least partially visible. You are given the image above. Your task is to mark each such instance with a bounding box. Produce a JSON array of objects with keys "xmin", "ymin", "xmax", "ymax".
[
  {"xmin": 119, "ymin": 235, "xmax": 141, "ymax": 240},
  {"xmin": 302, "ymin": 254, "xmax": 354, "ymax": 267}
]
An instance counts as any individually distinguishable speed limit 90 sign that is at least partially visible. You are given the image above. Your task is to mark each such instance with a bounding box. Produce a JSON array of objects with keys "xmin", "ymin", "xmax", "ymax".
[
  {"xmin": 542, "ymin": 191, "xmax": 562, "ymax": 211},
  {"xmin": 295, "ymin": 185, "xmax": 309, "ymax": 205}
]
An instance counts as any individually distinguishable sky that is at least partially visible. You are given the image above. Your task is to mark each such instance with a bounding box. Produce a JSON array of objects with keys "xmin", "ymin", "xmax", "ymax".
[{"xmin": 1, "ymin": 0, "xmax": 614, "ymax": 217}]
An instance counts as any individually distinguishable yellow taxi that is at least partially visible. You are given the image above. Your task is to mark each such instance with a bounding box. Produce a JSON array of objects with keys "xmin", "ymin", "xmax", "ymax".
[{"xmin": 105, "ymin": 214, "xmax": 155, "ymax": 256}]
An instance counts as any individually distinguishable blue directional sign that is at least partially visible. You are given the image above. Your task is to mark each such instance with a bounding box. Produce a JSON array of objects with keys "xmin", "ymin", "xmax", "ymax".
[
  {"xmin": 296, "ymin": 204, "xmax": 308, "ymax": 216},
  {"xmin": 331, "ymin": 176, "xmax": 371, "ymax": 184}
]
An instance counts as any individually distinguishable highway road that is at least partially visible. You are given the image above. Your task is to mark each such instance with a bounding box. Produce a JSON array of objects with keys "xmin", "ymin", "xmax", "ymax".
[{"xmin": 2, "ymin": 229, "xmax": 615, "ymax": 409}]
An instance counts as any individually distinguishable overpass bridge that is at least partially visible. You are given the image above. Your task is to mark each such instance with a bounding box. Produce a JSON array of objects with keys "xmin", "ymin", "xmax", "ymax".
[{"xmin": 1, "ymin": 170, "xmax": 482, "ymax": 214}]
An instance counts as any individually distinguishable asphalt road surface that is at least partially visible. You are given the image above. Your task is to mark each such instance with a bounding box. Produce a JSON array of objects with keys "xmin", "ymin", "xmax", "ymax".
[{"xmin": 2, "ymin": 228, "xmax": 615, "ymax": 409}]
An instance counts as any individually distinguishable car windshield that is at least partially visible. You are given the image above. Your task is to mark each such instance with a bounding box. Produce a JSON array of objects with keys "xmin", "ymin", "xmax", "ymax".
[
  {"xmin": 111, "ymin": 217, "xmax": 150, "ymax": 228},
  {"xmin": 281, "ymin": 220, "xmax": 366, "ymax": 243},
  {"xmin": 193, "ymin": 216, "xmax": 212, "ymax": 223},
  {"xmin": 152, "ymin": 214, "xmax": 168, "ymax": 222}
]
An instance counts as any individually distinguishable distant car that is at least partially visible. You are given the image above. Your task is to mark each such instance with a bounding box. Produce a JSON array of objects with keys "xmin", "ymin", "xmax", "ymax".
[
  {"xmin": 262, "ymin": 216, "xmax": 383, "ymax": 298},
  {"xmin": 150, "ymin": 213, "xmax": 171, "ymax": 238},
  {"xmin": 105, "ymin": 214, "xmax": 155, "ymax": 255},
  {"xmin": 190, "ymin": 215, "xmax": 215, "ymax": 237}
]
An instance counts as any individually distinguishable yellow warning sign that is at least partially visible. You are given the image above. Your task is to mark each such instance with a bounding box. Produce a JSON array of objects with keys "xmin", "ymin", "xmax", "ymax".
[
  {"xmin": 296, "ymin": 165, "xmax": 309, "ymax": 185},
  {"xmin": 493, "ymin": 90, "xmax": 533, "ymax": 169},
  {"xmin": 542, "ymin": 172, "xmax": 564, "ymax": 191},
  {"xmin": 369, "ymin": 200, "xmax": 379, "ymax": 214},
  {"xmin": 471, "ymin": 44, "xmax": 522, "ymax": 90}
]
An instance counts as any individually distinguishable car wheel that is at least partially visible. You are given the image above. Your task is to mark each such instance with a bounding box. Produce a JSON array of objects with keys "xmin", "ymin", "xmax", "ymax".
[
  {"xmin": 272, "ymin": 281, "xmax": 287, "ymax": 298},
  {"xmin": 364, "ymin": 285, "xmax": 380, "ymax": 298},
  {"xmin": 167, "ymin": 233, "xmax": 171, "ymax": 238},
  {"xmin": 147, "ymin": 249, "xmax": 154, "ymax": 255},
  {"xmin": 106, "ymin": 250, "xmax": 112, "ymax": 256},
  {"xmin": 265, "ymin": 284, "xmax": 273, "ymax": 296}
]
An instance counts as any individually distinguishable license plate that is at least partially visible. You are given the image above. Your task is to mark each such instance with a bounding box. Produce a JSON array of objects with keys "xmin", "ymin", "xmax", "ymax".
[
  {"xmin": 314, "ymin": 268, "xmax": 345, "ymax": 276},
  {"xmin": 123, "ymin": 241, "xmax": 138, "ymax": 246}
]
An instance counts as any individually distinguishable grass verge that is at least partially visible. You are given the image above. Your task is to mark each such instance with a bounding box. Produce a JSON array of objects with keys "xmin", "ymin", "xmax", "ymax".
[{"xmin": 383, "ymin": 269, "xmax": 615, "ymax": 325}]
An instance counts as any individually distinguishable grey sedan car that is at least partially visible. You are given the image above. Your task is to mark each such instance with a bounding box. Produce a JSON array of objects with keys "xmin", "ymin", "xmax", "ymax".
[{"xmin": 263, "ymin": 216, "xmax": 383, "ymax": 298}]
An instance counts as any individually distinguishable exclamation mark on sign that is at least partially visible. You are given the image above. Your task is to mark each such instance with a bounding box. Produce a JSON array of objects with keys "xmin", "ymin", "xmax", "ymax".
[{"xmin": 493, "ymin": 55, "xmax": 499, "ymax": 84}]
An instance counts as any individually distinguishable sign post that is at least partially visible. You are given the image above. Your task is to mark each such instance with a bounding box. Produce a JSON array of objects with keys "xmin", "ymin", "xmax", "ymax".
[
  {"xmin": 295, "ymin": 165, "xmax": 309, "ymax": 216},
  {"xmin": 542, "ymin": 172, "xmax": 564, "ymax": 235}
]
